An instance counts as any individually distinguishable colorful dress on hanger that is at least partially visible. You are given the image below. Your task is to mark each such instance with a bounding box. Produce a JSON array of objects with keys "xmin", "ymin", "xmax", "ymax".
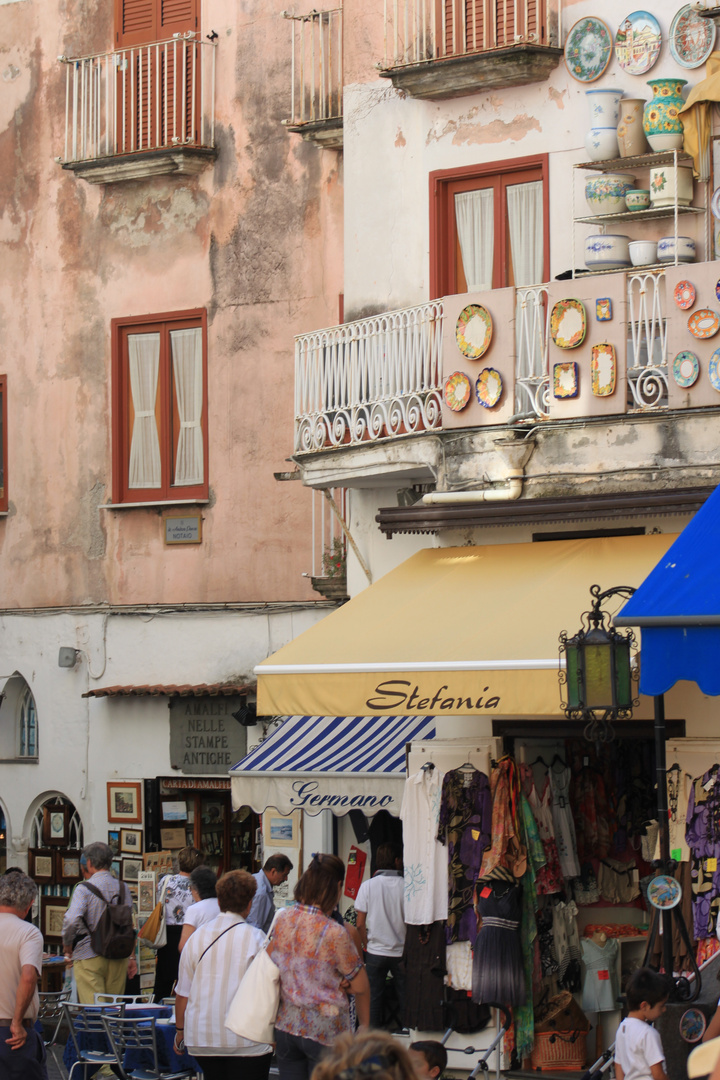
[
  {"xmin": 548, "ymin": 766, "xmax": 581, "ymax": 879},
  {"xmin": 480, "ymin": 758, "xmax": 523, "ymax": 880},
  {"xmin": 571, "ymin": 766, "xmax": 612, "ymax": 860},
  {"xmin": 686, "ymin": 767, "xmax": 720, "ymax": 940},
  {"xmin": 520, "ymin": 764, "xmax": 563, "ymax": 894},
  {"xmin": 437, "ymin": 768, "xmax": 492, "ymax": 944},
  {"xmin": 551, "ymin": 900, "xmax": 582, "ymax": 992},
  {"xmin": 401, "ymin": 768, "xmax": 448, "ymax": 925},
  {"xmin": 472, "ymin": 879, "xmax": 526, "ymax": 1007}
]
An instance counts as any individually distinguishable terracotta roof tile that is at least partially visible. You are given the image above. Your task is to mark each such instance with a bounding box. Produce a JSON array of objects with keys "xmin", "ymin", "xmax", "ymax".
[{"xmin": 82, "ymin": 682, "xmax": 254, "ymax": 699}]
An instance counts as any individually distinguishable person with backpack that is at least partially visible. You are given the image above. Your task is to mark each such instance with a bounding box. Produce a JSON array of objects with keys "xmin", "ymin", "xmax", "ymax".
[{"xmin": 62, "ymin": 841, "xmax": 137, "ymax": 1003}]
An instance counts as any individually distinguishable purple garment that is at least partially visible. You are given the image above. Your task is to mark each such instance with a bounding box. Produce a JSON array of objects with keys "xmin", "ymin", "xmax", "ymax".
[
  {"xmin": 437, "ymin": 768, "xmax": 492, "ymax": 945},
  {"xmin": 685, "ymin": 769, "xmax": 720, "ymax": 940}
]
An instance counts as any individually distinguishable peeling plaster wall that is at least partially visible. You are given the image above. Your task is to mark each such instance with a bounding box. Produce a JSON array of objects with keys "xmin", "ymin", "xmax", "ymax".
[
  {"xmin": 0, "ymin": 0, "xmax": 344, "ymax": 606},
  {"xmin": 340, "ymin": 0, "xmax": 711, "ymax": 318}
]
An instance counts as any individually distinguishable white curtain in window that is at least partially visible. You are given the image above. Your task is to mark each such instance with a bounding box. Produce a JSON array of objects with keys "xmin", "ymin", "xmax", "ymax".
[
  {"xmin": 171, "ymin": 327, "xmax": 204, "ymax": 486},
  {"xmin": 507, "ymin": 180, "xmax": 543, "ymax": 288},
  {"xmin": 128, "ymin": 333, "xmax": 162, "ymax": 489},
  {"xmin": 454, "ymin": 189, "xmax": 494, "ymax": 292}
]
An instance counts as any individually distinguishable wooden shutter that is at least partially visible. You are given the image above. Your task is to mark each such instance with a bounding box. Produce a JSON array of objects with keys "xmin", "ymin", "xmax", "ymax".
[
  {"xmin": 160, "ymin": 0, "xmax": 197, "ymax": 35},
  {"xmin": 116, "ymin": 0, "xmax": 157, "ymax": 47},
  {"xmin": 442, "ymin": 0, "xmax": 543, "ymax": 55}
]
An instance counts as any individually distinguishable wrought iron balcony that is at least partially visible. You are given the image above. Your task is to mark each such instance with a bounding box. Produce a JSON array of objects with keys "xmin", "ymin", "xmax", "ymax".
[
  {"xmin": 378, "ymin": 0, "xmax": 562, "ymax": 99},
  {"xmin": 293, "ymin": 263, "xmax": 720, "ymax": 458},
  {"xmin": 282, "ymin": 8, "xmax": 343, "ymax": 149},
  {"xmin": 57, "ymin": 35, "xmax": 217, "ymax": 183}
]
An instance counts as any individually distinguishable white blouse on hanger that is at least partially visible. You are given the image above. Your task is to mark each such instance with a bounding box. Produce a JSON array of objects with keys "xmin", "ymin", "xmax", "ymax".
[
  {"xmin": 401, "ymin": 767, "xmax": 449, "ymax": 925},
  {"xmin": 548, "ymin": 765, "xmax": 581, "ymax": 879}
]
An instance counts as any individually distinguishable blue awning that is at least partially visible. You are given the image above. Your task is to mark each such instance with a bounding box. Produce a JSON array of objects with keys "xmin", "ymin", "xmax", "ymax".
[
  {"xmin": 229, "ymin": 714, "xmax": 435, "ymax": 816},
  {"xmin": 615, "ymin": 484, "xmax": 720, "ymax": 696}
]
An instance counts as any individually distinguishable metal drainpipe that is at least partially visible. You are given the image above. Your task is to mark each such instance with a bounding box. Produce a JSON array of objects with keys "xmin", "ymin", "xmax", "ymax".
[{"xmin": 420, "ymin": 469, "xmax": 525, "ymax": 505}]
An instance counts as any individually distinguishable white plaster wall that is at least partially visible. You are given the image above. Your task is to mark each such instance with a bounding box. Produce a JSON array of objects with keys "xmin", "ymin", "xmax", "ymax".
[
  {"xmin": 0, "ymin": 604, "xmax": 332, "ymax": 864},
  {"xmin": 342, "ymin": 0, "xmax": 712, "ymax": 316}
]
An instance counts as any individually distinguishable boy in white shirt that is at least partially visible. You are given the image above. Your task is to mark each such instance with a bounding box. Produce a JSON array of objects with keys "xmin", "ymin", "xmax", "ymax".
[{"xmin": 615, "ymin": 968, "xmax": 671, "ymax": 1080}]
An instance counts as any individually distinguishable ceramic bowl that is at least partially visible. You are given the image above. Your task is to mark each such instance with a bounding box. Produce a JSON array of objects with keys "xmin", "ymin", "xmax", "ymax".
[
  {"xmin": 625, "ymin": 189, "xmax": 650, "ymax": 210},
  {"xmin": 657, "ymin": 236, "xmax": 697, "ymax": 264},
  {"xmin": 585, "ymin": 234, "xmax": 631, "ymax": 271},
  {"xmin": 629, "ymin": 240, "xmax": 658, "ymax": 266},
  {"xmin": 585, "ymin": 173, "xmax": 636, "ymax": 216}
]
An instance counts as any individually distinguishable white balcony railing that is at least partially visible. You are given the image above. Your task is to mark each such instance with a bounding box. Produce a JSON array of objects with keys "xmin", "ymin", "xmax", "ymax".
[
  {"xmin": 59, "ymin": 35, "xmax": 216, "ymax": 164},
  {"xmin": 383, "ymin": 0, "xmax": 558, "ymax": 69},
  {"xmin": 294, "ymin": 302, "xmax": 444, "ymax": 452},
  {"xmin": 627, "ymin": 271, "xmax": 668, "ymax": 409},
  {"xmin": 283, "ymin": 8, "xmax": 343, "ymax": 126},
  {"xmin": 515, "ymin": 285, "xmax": 550, "ymax": 418}
]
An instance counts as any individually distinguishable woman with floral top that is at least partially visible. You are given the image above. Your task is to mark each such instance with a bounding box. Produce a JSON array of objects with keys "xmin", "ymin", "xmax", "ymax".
[
  {"xmin": 269, "ymin": 853, "xmax": 370, "ymax": 1080},
  {"xmin": 153, "ymin": 846, "xmax": 205, "ymax": 1001}
]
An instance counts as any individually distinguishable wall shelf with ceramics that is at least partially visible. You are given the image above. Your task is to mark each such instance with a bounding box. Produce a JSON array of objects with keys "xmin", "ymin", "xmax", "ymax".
[{"xmin": 573, "ymin": 149, "xmax": 708, "ymax": 277}]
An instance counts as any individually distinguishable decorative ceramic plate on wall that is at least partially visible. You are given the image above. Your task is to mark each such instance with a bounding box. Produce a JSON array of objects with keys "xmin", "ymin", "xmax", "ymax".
[
  {"xmin": 615, "ymin": 11, "xmax": 662, "ymax": 75},
  {"xmin": 591, "ymin": 344, "xmax": 617, "ymax": 397},
  {"xmin": 669, "ymin": 5, "xmax": 716, "ymax": 69},
  {"xmin": 716, "ymin": 280, "xmax": 720, "ymax": 303},
  {"xmin": 680, "ymin": 1008, "xmax": 707, "ymax": 1044},
  {"xmin": 647, "ymin": 874, "xmax": 682, "ymax": 910},
  {"xmin": 672, "ymin": 350, "xmax": 700, "ymax": 388},
  {"xmin": 455, "ymin": 304, "xmax": 493, "ymax": 360},
  {"xmin": 674, "ymin": 280, "xmax": 696, "ymax": 310},
  {"xmin": 444, "ymin": 372, "xmax": 472, "ymax": 412},
  {"xmin": 553, "ymin": 362, "xmax": 579, "ymax": 399},
  {"xmin": 708, "ymin": 349, "xmax": 720, "ymax": 391},
  {"xmin": 564, "ymin": 17, "xmax": 613, "ymax": 82},
  {"xmin": 688, "ymin": 309, "xmax": 720, "ymax": 339},
  {"xmin": 475, "ymin": 368, "xmax": 503, "ymax": 408},
  {"xmin": 550, "ymin": 298, "xmax": 587, "ymax": 349}
]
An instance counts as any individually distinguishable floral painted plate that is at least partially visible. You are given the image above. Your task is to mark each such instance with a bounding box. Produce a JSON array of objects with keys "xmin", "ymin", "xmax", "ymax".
[
  {"xmin": 615, "ymin": 11, "xmax": 662, "ymax": 75},
  {"xmin": 550, "ymin": 298, "xmax": 586, "ymax": 350},
  {"xmin": 475, "ymin": 368, "xmax": 503, "ymax": 408},
  {"xmin": 716, "ymin": 280, "xmax": 720, "ymax": 303},
  {"xmin": 669, "ymin": 5, "xmax": 716, "ymax": 69},
  {"xmin": 647, "ymin": 874, "xmax": 682, "ymax": 910},
  {"xmin": 680, "ymin": 1008, "xmax": 707, "ymax": 1044},
  {"xmin": 444, "ymin": 371, "xmax": 472, "ymax": 412},
  {"xmin": 709, "ymin": 349, "xmax": 720, "ymax": 392},
  {"xmin": 688, "ymin": 309, "xmax": 720, "ymax": 340},
  {"xmin": 455, "ymin": 304, "xmax": 493, "ymax": 360},
  {"xmin": 564, "ymin": 17, "xmax": 613, "ymax": 82},
  {"xmin": 712, "ymin": 188, "xmax": 720, "ymax": 222},
  {"xmin": 591, "ymin": 343, "xmax": 617, "ymax": 397},
  {"xmin": 553, "ymin": 361, "xmax": 579, "ymax": 399},
  {"xmin": 672, "ymin": 350, "xmax": 700, "ymax": 389},
  {"xmin": 674, "ymin": 280, "xmax": 696, "ymax": 310}
]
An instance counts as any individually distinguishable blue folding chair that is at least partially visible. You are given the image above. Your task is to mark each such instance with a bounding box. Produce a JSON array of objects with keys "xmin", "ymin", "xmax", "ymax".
[
  {"xmin": 37, "ymin": 988, "xmax": 72, "ymax": 1075},
  {"xmin": 101, "ymin": 1014, "xmax": 196, "ymax": 1079}
]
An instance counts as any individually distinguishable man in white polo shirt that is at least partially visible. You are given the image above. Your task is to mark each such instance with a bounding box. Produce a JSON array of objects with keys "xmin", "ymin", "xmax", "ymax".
[
  {"xmin": 0, "ymin": 871, "xmax": 47, "ymax": 1080},
  {"xmin": 355, "ymin": 842, "xmax": 406, "ymax": 1029}
]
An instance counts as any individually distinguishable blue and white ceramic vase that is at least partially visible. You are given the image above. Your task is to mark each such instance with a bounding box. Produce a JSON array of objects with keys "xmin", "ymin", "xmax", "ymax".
[
  {"xmin": 643, "ymin": 78, "xmax": 687, "ymax": 152},
  {"xmin": 585, "ymin": 88, "xmax": 623, "ymax": 161}
]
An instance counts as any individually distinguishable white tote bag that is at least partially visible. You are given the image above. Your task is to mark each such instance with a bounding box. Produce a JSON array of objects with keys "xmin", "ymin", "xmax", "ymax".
[{"xmin": 225, "ymin": 945, "xmax": 280, "ymax": 1045}]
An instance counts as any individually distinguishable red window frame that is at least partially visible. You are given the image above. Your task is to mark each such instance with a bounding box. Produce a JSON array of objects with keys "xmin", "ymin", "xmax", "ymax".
[
  {"xmin": 0, "ymin": 375, "xmax": 7, "ymax": 513},
  {"xmin": 429, "ymin": 153, "xmax": 550, "ymax": 299},
  {"xmin": 111, "ymin": 309, "xmax": 209, "ymax": 505}
]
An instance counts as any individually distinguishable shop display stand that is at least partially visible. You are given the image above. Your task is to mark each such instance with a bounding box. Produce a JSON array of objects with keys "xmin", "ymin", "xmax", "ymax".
[{"xmin": 571, "ymin": 150, "xmax": 706, "ymax": 279}]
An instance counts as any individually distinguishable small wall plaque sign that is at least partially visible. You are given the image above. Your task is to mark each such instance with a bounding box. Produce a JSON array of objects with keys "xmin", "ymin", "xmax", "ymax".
[{"xmin": 165, "ymin": 513, "xmax": 202, "ymax": 545}]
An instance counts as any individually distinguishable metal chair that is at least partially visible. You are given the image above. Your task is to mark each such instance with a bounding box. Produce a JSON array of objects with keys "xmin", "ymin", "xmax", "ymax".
[
  {"xmin": 37, "ymin": 988, "xmax": 71, "ymax": 1074},
  {"xmin": 101, "ymin": 1014, "xmax": 195, "ymax": 1079},
  {"xmin": 62, "ymin": 1002, "xmax": 126, "ymax": 1080},
  {"xmin": 94, "ymin": 992, "xmax": 156, "ymax": 1005}
]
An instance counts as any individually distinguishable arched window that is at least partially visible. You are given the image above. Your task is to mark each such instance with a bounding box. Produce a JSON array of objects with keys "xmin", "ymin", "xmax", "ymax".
[
  {"xmin": 18, "ymin": 685, "xmax": 37, "ymax": 758},
  {"xmin": 30, "ymin": 797, "xmax": 84, "ymax": 850}
]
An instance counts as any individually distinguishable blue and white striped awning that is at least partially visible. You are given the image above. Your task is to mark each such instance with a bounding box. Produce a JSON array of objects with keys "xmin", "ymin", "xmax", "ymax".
[{"xmin": 229, "ymin": 715, "xmax": 435, "ymax": 817}]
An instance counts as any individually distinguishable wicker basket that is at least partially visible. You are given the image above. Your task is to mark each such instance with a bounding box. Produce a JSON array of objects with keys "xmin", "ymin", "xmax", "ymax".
[{"xmin": 530, "ymin": 1030, "xmax": 587, "ymax": 1071}]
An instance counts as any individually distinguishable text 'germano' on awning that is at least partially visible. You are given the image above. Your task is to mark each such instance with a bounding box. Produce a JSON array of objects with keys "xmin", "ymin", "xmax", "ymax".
[
  {"xmin": 230, "ymin": 714, "xmax": 435, "ymax": 817},
  {"xmin": 254, "ymin": 535, "xmax": 677, "ymax": 719}
]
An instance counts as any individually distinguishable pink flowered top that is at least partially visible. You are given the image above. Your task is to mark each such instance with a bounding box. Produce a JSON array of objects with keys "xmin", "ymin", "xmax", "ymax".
[{"xmin": 272, "ymin": 904, "xmax": 362, "ymax": 1045}]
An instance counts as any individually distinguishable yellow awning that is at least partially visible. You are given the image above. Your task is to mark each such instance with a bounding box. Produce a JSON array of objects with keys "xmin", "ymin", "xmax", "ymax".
[{"xmin": 256, "ymin": 534, "xmax": 676, "ymax": 717}]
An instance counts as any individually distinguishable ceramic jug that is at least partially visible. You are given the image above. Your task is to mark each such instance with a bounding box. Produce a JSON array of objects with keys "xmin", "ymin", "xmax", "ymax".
[
  {"xmin": 616, "ymin": 98, "xmax": 648, "ymax": 158},
  {"xmin": 643, "ymin": 78, "xmax": 687, "ymax": 152},
  {"xmin": 585, "ymin": 88, "xmax": 624, "ymax": 161}
]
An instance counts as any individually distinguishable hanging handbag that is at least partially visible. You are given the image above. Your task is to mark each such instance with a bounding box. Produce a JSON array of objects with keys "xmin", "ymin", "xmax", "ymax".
[
  {"xmin": 138, "ymin": 876, "xmax": 169, "ymax": 950},
  {"xmin": 225, "ymin": 942, "xmax": 280, "ymax": 1045}
]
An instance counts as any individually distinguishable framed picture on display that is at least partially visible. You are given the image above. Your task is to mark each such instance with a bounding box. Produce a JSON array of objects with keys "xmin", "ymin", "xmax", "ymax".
[
  {"xmin": 119, "ymin": 829, "xmax": 143, "ymax": 855},
  {"xmin": 29, "ymin": 849, "xmax": 55, "ymax": 883},
  {"xmin": 107, "ymin": 782, "xmax": 142, "ymax": 824},
  {"xmin": 108, "ymin": 830, "xmax": 120, "ymax": 856},
  {"xmin": 111, "ymin": 859, "xmax": 121, "ymax": 878},
  {"xmin": 40, "ymin": 896, "xmax": 70, "ymax": 943},
  {"xmin": 42, "ymin": 802, "xmax": 69, "ymax": 846},
  {"xmin": 264, "ymin": 813, "xmax": 296, "ymax": 847},
  {"xmin": 58, "ymin": 850, "xmax": 82, "ymax": 884},
  {"xmin": 121, "ymin": 858, "xmax": 143, "ymax": 883}
]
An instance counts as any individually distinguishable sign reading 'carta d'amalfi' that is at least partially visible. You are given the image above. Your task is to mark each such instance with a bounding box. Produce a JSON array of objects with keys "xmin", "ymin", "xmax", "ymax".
[{"xmin": 169, "ymin": 697, "xmax": 247, "ymax": 774}]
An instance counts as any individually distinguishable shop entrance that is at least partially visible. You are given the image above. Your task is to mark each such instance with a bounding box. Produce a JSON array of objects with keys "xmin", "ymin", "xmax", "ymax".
[{"xmin": 159, "ymin": 780, "xmax": 260, "ymax": 876}]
